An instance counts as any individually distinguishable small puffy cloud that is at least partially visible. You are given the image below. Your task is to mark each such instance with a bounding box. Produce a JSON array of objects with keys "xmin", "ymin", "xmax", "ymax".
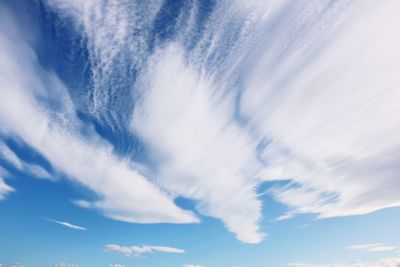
[
  {"xmin": 47, "ymin": 218, "xmax": 87, "ymax": 231},
  {"xmin": 104, "ymin": 244, "xmax": 184, "ymax": 257},
  {"xmin": 348, "ymin": 243, "xmax": 397, "ymax": 252},
  {"xmin": 109, "ymin": 265, "xmax": 127, "ymax": 267},
  {"xmin": 183, "ymin": 265, "xmax": 203, "ymax": 267}
]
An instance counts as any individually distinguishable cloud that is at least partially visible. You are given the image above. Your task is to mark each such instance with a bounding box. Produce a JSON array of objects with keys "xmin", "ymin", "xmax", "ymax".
[
  {"xmin": 288, "ymin": 257, "xmax": 400, "ymax": 267},
  {"xmin": 348, "ymin": 244, "xmax": 397, "ymax": 252},
  {"xmin": 0, "ymin": 178, "xmax": 14, "ymax": 200},
  {"xmin": 183, "ymin": 265, "xmax": 203, "ymax": 267},
  {"xmin": 43, "ymin": 0, "xmax": 400, "ymax": 244},
  {"xmin": 132, "ymin": 44, "xmax": 264, "ymax": 243},
  {"xmin": 2, "ymin": 0, "xmax": 400, "ymax": 245},
  {"xmin": 0, "ymin": 264, "xmax": 24, "ymax": 267},
  {"xmin": 0, "ymin": 142, "xmax": 54, "ymax": 181},
  {"xmin": 0, "ymin": 4, "xmax": 197, "ymax": 225},
  {"xmin": 52, "ymin": 263, "xmax": 79, "ymax": 267},
  {"xmin": 24, "ymin": 164, "xmax": 53, "ymax": 180},
  {"xmin": 131, "ymin": 0, "xmax": 400, "ymax": 241},
  {"xmin": 0, "ymin": 143, "xmax": 23, "ymax": 169},
  {"xmin": 46, "ymin": 218, "xmax": 87, "ymax": 231},
  {"xmin": 104, "ymin": 244, "xmax": 184, "ymax": 257},
  {"xmin": 242, "ymin": 0, "xmax": 400, "ymax": 219}
]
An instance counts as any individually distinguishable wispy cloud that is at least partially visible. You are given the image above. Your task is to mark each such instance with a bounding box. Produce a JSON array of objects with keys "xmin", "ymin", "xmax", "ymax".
[
  {"xmin": 183, "ymin": 265, "xmax": 203, "ymax": 267},
  {"xmin": 0, "ymin": 143, "xmax": 23, "ymax": 169},
  {"xmin": 249, "ymin": 0, "xmax": 400, "ymax": 220},
  {"xmin": 0, "ymin": 178, "xmax": 14, "ymax": 200},
  {"xmin": 131, "ymin": 0, "xmax": 400, "ymax": 242},
  {"xmin": 104, "ymin": 244, "xmax": 184, "ymax": 257},
  {"xmin": 132, "ymin": 44, "xmax": 264, "ymax": 243},
  {"xmin": 1, "ymin": 0, "xmax": 400, "ymax": 245},
  {"xmin": 52, "ymin": 263, "xmax": 79, "ymax": 267},
  {"xmin": 46, "ymin": 218, "xmax": 87, "ymax": 231},
  {"xmin": 289, "ymin": 257, "xmax": 400, "ymax": 267},
  {"xmin": 0, "ymin": 4, "xmax": 197, "ymax": 226},
  {"xmin": 0, "ymin": 143, "xmax": 54, "ymax": 181},
  {"xmin": 348, "ymin": 243, "xmax": 397, "ymax": 252}
]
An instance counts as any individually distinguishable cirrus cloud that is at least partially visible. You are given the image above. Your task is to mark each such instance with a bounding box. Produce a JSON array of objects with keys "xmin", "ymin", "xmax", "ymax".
[
  {"xmin": 348, "ymin": 244, "xmax": 397, "ymax": 253},
  {"xmin": 289, "ymin": 257, "xmax": 400, "ymax": 267},
  {"xmin": 104, "ymin": 244, "xmax": 184, "ymax": 257}
]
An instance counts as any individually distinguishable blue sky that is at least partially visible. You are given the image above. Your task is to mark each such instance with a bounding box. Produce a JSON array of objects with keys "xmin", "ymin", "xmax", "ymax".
[{"xmin": 0, "ymin": 0, "xmax": 400, "ymax": 266}]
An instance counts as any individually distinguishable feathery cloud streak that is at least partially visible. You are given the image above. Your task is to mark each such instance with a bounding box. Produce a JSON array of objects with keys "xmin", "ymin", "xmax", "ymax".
[
  {"xmin": 46, "ymin": 218, "xmax": 87, "ymax": 231},
  {"xmin": 348, "ymin": 244, "xmax": 397, "ymax": 252},
  {"xmin": 289, "ymin": 257, "xmax": 400, "ymax": 267},
  {"xmin": 0, "ymin": 178, "xmax": 14, "ymax": 200},
  {"xmin": 104, "ymin": 244, "xmax": 184, "ymax": 257}
]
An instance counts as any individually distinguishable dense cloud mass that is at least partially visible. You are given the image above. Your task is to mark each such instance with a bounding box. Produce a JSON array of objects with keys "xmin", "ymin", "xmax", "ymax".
[{"xmin": 0, "ymin": 0, "xmax": 399, "ymax": 244}]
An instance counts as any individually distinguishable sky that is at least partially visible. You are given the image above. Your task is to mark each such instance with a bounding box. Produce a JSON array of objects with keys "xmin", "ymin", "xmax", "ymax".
[{"xmin": 0, "ymin": 0, "xmax": 400, "ymax": 266}]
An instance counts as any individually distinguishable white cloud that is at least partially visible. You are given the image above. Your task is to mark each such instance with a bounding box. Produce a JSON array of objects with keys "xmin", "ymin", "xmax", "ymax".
[
  {"xmin": 348, "ymin": 244, "xmax": 397, "ymax": 252},
  {"xmin": 233, "ymin": 0, "xmax": 286, "ymax": 18},
  {"xmin": 46, "ymin": 218, "xmax": 87, "ymax": 231},
  {"xmin": 0, "ymin": 142, "xmax": 54, "ymax": 181},
  {"xmin": 109, "ymin": 265, "xmax": 126, "ymax": 267},
  {"xmin": 24, "ymin": 164, "xmax": 54, "ymax": 180},
  {"xmin": 289, "ymin": 257, "xmax": 400, "ymax": 267},
  {"xmin": 183, "ymin": 265, "xmax": 203, "ymax": 267},
  {"xmin": 0, "ymin": 177, "xmax": 14, "ymax": 200},
  {"xmin": 46, "ymin": 0, "xmax": 400, "ymax": 244},
  {"xmin": 0, "ymin": 5, "xmax": 197, "ymax": 225},
  {"xmin": 43, "ymin": 0, "xmax": 163, "ymax": 119},
  {"xmin": 0, "ymin": 166, "xmax": 8, "ymax": 176},
  {"xmin": 45, "ymin": 0, "xmax": 268, "ymax": 244},
  {"xmin": 242, "ymin": 0, "xmax": 400, "ymax": 219},
  {"xmin": 2, "ymin": 0, "xmax": 400, "ymax": 245},
  {"xmin": 52, "ymin": 263, "xmax": 79, "ymax": 267},
  {"xmin": 131, "ymin": 0, "xmax": 400, "ymax": 242},
  {"xmin": 0, "ymin": 143, "xmax": 23, "ymax": 169},
  {"xmin": 104, "ymin": 244, "xmax": 184, "ymax": 257},
  {"xmin": 132, "ymin": 44, "xmax": 264, "ymax": 243}
]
